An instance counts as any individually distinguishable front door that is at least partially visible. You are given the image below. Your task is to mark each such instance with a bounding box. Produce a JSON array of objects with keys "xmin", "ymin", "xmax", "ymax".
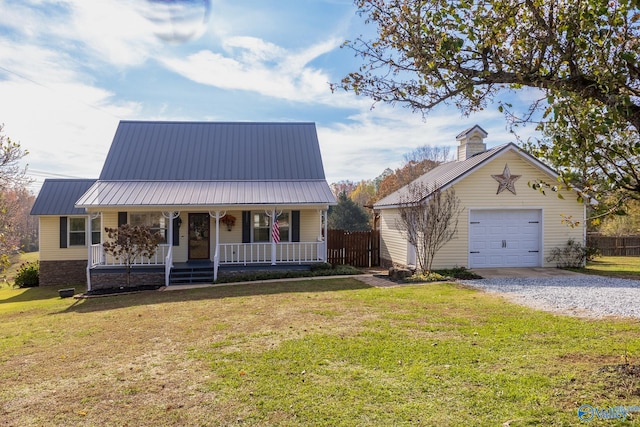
[{"xmin": 188, "ymin": 213, "xmax": 210, "ymax": 260}]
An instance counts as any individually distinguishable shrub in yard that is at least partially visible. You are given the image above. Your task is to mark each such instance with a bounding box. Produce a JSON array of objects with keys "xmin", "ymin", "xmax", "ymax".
[
  {"xmin": 14, "ymin": 260, "xmax": 39, "ymax": 288},
  {"xmin": 309, "ymin": 262, "xmax": 332, "ymax": 271},
  {"xmin": 215, "ymin": 264, "xmax": 362, "ymax": 284},
  {"xmin": 546, "ymin": 239, "xmax": 598, "ymax": 268},
  {"xmin": 404, "ymin": 271, "xmax": 449, "ymax": 283},
  {"xmin": 434, "ymin": 266, "xmax": 483, "ymax": 280},
  {"xmin": 330, "ymin": 265, "xmax": 361, "ymax": 275}
]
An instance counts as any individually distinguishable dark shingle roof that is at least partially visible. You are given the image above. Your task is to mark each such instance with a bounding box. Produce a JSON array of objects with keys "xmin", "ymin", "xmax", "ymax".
[
  {"xmin": 30, "ymin": 179, "xmax": 96, "ymax": 215},
  {"xmin": 99, "ymin": 121, "xmax": 328, "ymax": 180}
]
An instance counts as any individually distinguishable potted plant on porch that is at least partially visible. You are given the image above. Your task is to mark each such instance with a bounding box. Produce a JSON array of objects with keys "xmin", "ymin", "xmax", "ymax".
[{"xmin": 220, "ymin": 214, "xmax": 236, "ymax": 231}]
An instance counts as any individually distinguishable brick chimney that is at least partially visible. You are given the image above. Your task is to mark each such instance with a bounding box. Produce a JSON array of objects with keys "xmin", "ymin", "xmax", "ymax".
[{"xmin": 456, "ymin": 125, "xmax": 488, "ymax": 161}]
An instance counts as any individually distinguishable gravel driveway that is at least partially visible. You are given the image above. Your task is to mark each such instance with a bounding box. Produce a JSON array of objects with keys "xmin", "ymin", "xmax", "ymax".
[{"xmin": 460, "ymin": 274, "xmax": 640, "ymax": 319}]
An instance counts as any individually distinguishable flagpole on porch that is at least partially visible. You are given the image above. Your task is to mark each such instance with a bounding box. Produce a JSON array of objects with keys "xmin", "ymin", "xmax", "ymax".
[{"xmin": 266, "ymin": 208, "xmax": 281, "ymax": 266}]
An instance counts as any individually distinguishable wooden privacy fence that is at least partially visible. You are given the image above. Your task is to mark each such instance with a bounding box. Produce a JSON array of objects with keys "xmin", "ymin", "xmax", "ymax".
[
  {"xmin": 587, "ymin": 234, "xmax": 640, "ymax": 256},
  {"xmin": 327, "ymin": 229, "xmax": 380, "ymax": 267}
]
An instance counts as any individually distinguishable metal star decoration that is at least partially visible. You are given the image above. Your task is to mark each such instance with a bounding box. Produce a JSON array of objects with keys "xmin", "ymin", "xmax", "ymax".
[{"xmin": 492, "ymin": 164, "xmax": 521, "ymax": 195}]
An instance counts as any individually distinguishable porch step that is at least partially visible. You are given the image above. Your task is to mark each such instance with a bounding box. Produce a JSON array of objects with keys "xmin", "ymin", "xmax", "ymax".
[{"xmin": 169, "ymin": 265, "xmax": 215, "ymax": 285}]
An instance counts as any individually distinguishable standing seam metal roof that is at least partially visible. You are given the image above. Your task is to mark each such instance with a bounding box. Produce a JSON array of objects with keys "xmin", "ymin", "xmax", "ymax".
[
  {"xmin": 75, "ymin": 181, "xmax": 336, "ymax": 207},
  {"xmin": 71, "ymin": 121, "xmax": 336, "ymax": 208},
  {"xmin": 99, "ymin": 121, "xmax": 327, "ymax": 181},
  {"xmin": 373, "ymin": 143, "xmax": 560, "ymax": 208},
  {"xmin": 30, "ymin": 179, "xmax": 96, "ymax": 215}
]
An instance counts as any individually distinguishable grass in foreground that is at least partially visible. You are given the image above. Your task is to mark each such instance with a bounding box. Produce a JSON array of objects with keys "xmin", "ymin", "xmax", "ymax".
[{"xmin": 1, "ymin": 279, "xmax": 639, "ymax": 426}]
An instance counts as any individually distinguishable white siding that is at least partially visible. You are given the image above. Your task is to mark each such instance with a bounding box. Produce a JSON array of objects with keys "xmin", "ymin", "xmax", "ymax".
[
  {"xmin": 39, "ymin": 216, "xmax": 89, "ymax": 261},
  {"xmin": 379, "ymin": 208, "xmax": 408, "ymax": 266},
  {"xmin": 378, "ymin": 150, "xmax": 585, "ymax": 269}
]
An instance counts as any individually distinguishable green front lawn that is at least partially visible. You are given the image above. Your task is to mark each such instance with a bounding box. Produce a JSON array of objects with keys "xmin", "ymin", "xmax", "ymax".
[
  {"xmin": 575, "ymin": 256, "xmax": 640, "ymax": 280},
  {"xmin": 1, "ymin": 277, "xmax": 639, "ymax": 426}
]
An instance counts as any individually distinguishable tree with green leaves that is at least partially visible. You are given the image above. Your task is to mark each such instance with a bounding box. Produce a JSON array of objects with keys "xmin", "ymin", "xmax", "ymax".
[
  {"xmin": 103, "ymin": 224, "xmax": 162, "ymax": 287},
  {"xmin": 328, "ymin": 192, "xmax": 372, "ymax": 231},
  {"xmin": 339, "ymin": 1, "xmax": 640, "ymax": 199},
  {"xmin": 0, "ymin": 124, "xmax": 30, "ymax": 272}
]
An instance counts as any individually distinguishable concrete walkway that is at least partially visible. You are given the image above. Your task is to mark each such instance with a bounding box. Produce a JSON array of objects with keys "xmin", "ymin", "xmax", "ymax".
[{"xmin": 160, "ymin": 273, "xmax": 390, "ymax": 291}]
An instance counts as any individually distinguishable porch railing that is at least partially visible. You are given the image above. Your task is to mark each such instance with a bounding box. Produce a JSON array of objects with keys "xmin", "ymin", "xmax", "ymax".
[
  {"xmin": 89, "ymin": 244, "xmax": 170, "ymax": 267},
  {"xmin": 89, "ymin": 242, "xmax": 326, "ymax": 268},
  {"xmin": 218, "ymin": 242, "xmax": 325, "ymax": 265}
]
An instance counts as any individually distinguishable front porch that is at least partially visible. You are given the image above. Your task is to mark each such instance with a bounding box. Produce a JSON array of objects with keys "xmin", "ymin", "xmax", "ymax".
[
  {"xmin": 85, "ymin": 208, "xmax": 330, "ymax": 290},
  {"xmin": 88, "ymin": 241, "xmax": 327, "ymax": 288}
]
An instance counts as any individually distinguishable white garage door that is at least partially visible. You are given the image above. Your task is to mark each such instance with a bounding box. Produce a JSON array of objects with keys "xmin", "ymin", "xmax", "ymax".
[{"xmin": 469, "ymin": 210, "xmax": 541, "ymax": 268}]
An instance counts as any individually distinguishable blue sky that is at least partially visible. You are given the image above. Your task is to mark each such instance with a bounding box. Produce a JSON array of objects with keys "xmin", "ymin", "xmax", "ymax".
[{"xmin": 0, "ymin": 0, "xmax": 540, "ymax": 194}]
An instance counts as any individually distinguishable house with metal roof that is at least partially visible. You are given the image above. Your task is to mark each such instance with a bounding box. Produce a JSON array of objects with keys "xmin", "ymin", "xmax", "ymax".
[
  {"xmin": 31, "ymin": 121, "xmax": 336, "ymax": 289},
  {"xmin": 374, "ymin": 125, "xmax": 586, "ymax": 270}
]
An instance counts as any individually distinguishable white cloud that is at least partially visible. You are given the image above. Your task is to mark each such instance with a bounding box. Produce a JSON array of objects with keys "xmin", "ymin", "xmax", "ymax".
[
  {"xmin": 159, "ymin": 36, "xmax": 344, "ymax": 103},
  {"xmin": 0, "ymin": 78, "xmax": 140, "ymax": 193},
  {"xmin": 66, "ymin": 0, "xmax": 158, "ymax": 67},
  {"xmin": 318, "ymin": 105, "xmax": 518, "ymax": 184},
  {"xmin": 1, "ymin": 0, "xmax": 166, "ymax": 69}
]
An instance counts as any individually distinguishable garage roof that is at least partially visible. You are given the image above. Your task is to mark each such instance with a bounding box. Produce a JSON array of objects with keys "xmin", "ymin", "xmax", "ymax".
[{"xmin": 374, "ymin": 143, "xmax": 559, "ymax": 208}]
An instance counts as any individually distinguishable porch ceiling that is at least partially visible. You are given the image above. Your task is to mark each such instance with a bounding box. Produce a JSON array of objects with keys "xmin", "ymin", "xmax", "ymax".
[{"xmin": 75, "ymin": 180, "xmax": 336, "ymax": 208}]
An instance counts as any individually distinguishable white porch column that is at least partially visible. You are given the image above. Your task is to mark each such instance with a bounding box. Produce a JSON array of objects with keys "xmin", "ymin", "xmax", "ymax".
[
  {"xmin": 167, "ymin": 213, "xmax": 174, "ymax": 248},
  {"xmin": 209, "ymin": 210, "xmax": 225, "ymax": 282},
  {"xmin": 86, "ymin": 214, "xmax": 92, "ymax": 292},
  {"xmin": 323, "ymin": 209, "xmax": 328, "ymax": 262},
  {"xmin": 86, "ymin": 212, "xmax": 101, "ymax": 292},
  {"xmin": 162, "ymin": 211, "xmax": 180, "ymax": 286}
]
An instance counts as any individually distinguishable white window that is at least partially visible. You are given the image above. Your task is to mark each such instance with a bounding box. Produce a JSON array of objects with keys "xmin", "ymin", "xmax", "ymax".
[
  {"xmin": 91, "ymin": 216, "xmax": 101, "ymax": 245},
  {"xmin": 252, "ymin": 211, "xmax": 290, "ymax": 243},
  {"xmin": 252, "ymin": 212, "xmax": 270, "ymax": 242},
  {"xmin": 129, "ymin": 212, "xmax": 167, "ymax": 243},
  {"xmin": 277, "ymin": 212, "xmax": 290, "ymax": 242},
  {"xmin": 68, "ymin": 217, "xmax": 86, "ymax": 246}
]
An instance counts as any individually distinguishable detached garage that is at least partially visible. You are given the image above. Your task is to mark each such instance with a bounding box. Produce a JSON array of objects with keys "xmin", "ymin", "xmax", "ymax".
[{"xmin": 374, "ymin": 125, "xmax": 585, "ymax": 271}]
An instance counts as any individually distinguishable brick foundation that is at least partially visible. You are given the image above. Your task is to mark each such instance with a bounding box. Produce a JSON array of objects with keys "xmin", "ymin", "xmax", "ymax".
[
  {"xmin": 89, "ymin": 268, "xmax": 165, "ymax": 291},
  {"xmin": 40, "ymin": 260, "xmax": 87, "ymax": 287}
]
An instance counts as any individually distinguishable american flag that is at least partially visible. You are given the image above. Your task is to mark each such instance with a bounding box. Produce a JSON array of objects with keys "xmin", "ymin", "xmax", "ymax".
[{"xmin": 272, "ymin": 218, "xmax": 280, "ymax": 243}]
